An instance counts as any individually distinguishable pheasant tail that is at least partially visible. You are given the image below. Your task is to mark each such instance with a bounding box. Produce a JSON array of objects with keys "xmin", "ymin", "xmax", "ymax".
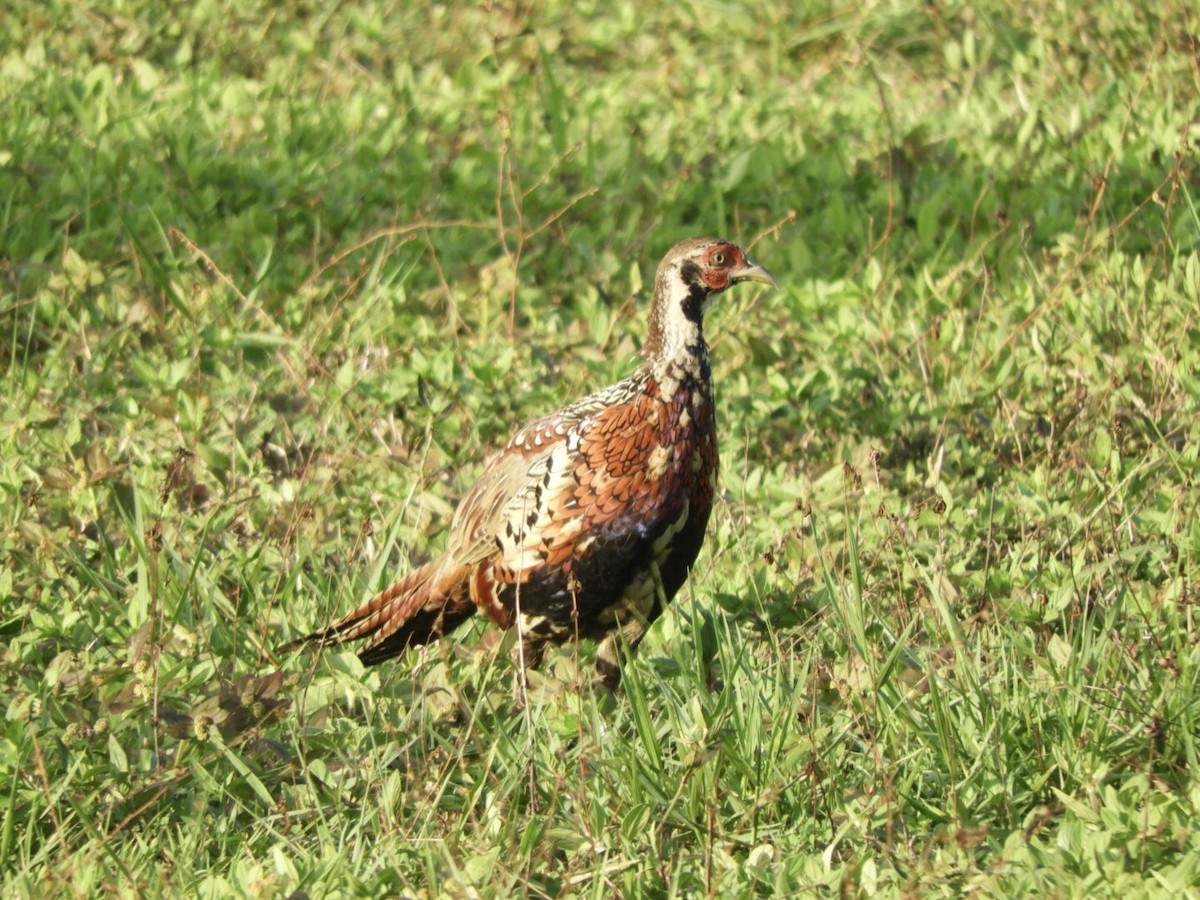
[{"xmin": 291, "ymin": 557, "xmax": 475, "ymax": 666}]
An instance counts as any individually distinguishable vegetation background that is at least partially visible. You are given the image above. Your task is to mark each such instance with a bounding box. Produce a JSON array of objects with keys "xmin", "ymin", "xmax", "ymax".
[{"xmin": 3, "ymin": 0, "xmax": 1199, "ymax": 895}]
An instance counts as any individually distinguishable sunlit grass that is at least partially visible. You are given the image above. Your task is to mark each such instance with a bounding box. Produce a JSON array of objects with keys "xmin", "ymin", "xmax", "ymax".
[{"xmin": 3, "ymin": 0, "xmax": 1199, "ymax": 894}]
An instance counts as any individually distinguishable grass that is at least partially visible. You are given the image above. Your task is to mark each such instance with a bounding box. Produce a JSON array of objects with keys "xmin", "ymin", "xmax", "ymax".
[{"xmin": 3, "ymin": 0, "xmax": 1199, "ymax": 894}]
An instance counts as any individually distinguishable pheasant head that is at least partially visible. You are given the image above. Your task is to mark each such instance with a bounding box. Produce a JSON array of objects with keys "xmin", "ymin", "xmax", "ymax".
[{"xmin": 644, "ymin": 237, "xmax": 776, "ymax": 364}]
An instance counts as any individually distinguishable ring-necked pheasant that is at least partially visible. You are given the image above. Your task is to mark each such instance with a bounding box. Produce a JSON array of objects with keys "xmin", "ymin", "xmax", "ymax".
[{"xmin": 289, "ymin": 237, "xmax": 775, "ymax": 690}]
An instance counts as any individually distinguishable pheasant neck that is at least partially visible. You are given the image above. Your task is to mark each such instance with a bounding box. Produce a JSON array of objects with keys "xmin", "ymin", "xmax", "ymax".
[{"xmin": 644, "ymin": 275, "xmax": 710, "ymax": 379}]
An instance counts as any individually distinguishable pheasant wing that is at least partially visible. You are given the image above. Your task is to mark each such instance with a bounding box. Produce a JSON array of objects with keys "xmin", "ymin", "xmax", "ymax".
[{"xmin": 454, "ymin": 384, "xmax": 701, "ymax": 629}]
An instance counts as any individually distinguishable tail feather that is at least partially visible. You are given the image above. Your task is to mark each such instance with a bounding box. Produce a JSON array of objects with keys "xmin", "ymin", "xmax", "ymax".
[{"xmin": 286, "ymin": 556, "xmax": 476, "ymax": 665}]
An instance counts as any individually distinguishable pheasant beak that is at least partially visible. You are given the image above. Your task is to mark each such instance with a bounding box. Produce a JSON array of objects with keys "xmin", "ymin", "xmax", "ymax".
[{"xmin": 732, "ymin": 255, "xmax": 777, "ymax": 288}]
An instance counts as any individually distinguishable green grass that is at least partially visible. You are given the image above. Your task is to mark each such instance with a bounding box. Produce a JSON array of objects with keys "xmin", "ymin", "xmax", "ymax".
[{"xmin": 3, "ymin": 0, "xmax": 1200, "ymax": 894}]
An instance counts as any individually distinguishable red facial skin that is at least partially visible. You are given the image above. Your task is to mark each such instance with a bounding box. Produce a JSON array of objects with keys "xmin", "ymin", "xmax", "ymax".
[{"xmin": 698, "ymin": 242, "xmax": 747, "ymax": 292}]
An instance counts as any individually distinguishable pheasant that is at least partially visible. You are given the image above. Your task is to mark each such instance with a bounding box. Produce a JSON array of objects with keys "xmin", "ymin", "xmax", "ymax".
[{"xmin": 289, "ymin": 237, "xmax": 776, "ymax": 690}]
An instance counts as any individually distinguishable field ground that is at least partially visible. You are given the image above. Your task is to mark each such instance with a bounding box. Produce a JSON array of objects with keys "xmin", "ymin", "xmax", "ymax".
[{"xmin": 3, "ymin": 0, "xmax": 1200, "ymax": 895}]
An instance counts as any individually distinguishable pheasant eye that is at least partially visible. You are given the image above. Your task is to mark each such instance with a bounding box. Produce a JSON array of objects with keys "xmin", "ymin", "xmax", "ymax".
[{"xmin": 711, "ymin": 252, "xmax": 726, "ymax": 265}]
